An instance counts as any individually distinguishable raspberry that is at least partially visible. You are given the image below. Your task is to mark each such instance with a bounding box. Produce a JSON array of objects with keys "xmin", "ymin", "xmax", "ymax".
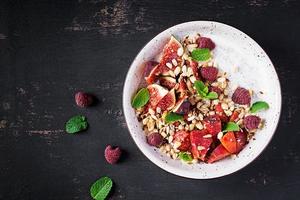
[
  {"xmin": 232, "ymin": 87, "xmax": 251, "ymax": 105},
  {"xmin": 75, "ymin": 92, "xmax": 93, "ymax": 107},
  {"xmin": 244, "ymin": 115, "xmax": 261, "ymax": 130},
  {"xmin": 200, "ymin": 67, "xmax": 218, "ymax": 81},
  {"xmin": 147, "ymin": 132, "xmax": 164, "ymax": 147},
  {"xmin": 104, "ymin": 145, "xmax": 122, "ymax": 164},
  {"xmin": 196, "ymin": 37, "xmax": 215, "ymax": 50},
  {"xmin": 209, "ymin": 86, "xmax": 222, "ymax": 95}
]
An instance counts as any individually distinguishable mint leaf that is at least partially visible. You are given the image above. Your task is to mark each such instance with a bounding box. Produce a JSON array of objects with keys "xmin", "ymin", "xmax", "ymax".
[
  {"xmin": 191, "ymin": 48, "xmax": 211, "ymax": 61},
  {"xmin": 179, "ymin": 152, "xmax": 193, "ymax": 162},
  {"xmin": 205, "ymin": 92, "xmax": 218, "ymax": 99},
  {"xmin": 164, "ymin": 112, "xmax": 183, "ymax": 124},
  {"xmin": 223, "ymin": 122, "xmax": 240, "ymax": 132},
  {"xmin": 194, "ymin": 80, "xmax": 208, "ymax": 97},
  {"xmin": 131, "ymin": 88, "xmax": 150, "ymax": 109},
  {"xmin": 65, "ymin": 115, "xmax": 88, "ymax": 134},
  {"xmin": 90, "ymin": 176, "xmax": 113, "ymax": 200},
  {"xmin": 194, "ymin": 81, "xmax": 217, "ymax": 99},
  {"xmin": 250, "ymin": 101, "xmax": 269, "ymax": 113},
  {"xmin": 194, "ymin": 80, "xmax": 206, "ymax": 91}
]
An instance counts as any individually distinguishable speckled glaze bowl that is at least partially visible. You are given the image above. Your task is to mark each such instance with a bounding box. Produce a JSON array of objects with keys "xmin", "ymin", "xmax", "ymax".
[{"xmin": 123, "ymin": 21, "xmax": 281, "ymax": 179}]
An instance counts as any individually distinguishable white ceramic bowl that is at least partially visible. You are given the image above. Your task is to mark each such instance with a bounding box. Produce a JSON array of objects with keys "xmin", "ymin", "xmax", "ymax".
[{"xmin": 123, "ymin": 21, "xmax": 281, "ymax": 179}]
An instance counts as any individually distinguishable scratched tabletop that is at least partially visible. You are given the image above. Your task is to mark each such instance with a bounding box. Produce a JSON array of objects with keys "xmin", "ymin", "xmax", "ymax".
[{"xmin": 0, "ymin": 0, "xmax": 299, "ymax": 199}]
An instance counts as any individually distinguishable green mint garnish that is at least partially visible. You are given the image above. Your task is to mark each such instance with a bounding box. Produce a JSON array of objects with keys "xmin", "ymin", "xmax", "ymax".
[
  {"xmin": 205, "ymin": 92, "xmax": 218, "ymax": 99},
  {"xmin": 65, "ymin": 115, "xmax": 88, "ymax": 134},
  {"xmin": 223, "ymin": 122, "xmax": 240, "ymax": 132},
  {"xmin": 164, "ymin": 112, "xmax": 183, "ymax": 124},
  {"xmin": 194, "ymin": 80, "xmax": 218, "ymax": 99},
  {"xmin": 250, "ymin": 101, "xmax": 269, "ymax": 113},
  {"xmin": 131, "ymin": 88, "xmax": 150, "ymax": 109},
  {"xmin": 191, "ymin": 48, "xmax": 211, "ymax": 61},
  {"xmin": 90, "ymin": 176, "xmax": 113, "ymax": 200},
  {"xmin": 179, "ymin": 152, "xmax": 193, "ymax": 162}
]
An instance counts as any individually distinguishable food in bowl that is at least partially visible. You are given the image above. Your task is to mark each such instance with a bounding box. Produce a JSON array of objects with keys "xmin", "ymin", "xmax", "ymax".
[{"xmin": 131, "ymin": 33, "xmax": 269, "ymax": 164}]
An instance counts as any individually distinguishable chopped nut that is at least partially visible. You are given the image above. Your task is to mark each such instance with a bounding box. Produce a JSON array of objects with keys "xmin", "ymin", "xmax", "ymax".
[
  {"xmin": 156, "ymin": 107, "xmax": 161, "ymax": 113},
  {"xmin": 196, "ymin": 122, "xmax": 203, "ymax": 130},
  {"xmin": 197, "ymin": 146, "xmax": 205, "ymax": 151},
  {"xmin": 217, "ymin": 132, "xmax": 223, "ymax": 140},
  {"xmin": 221, "ymin": 103, "xmax": 229, "ymax": 110},
  {"xmin": 148, "ymin": 108, "xmax": 155, "ymax": 115},
  {"xmin": 203, "ymin": 134, "xmax": 212, "ymax": 138},
  {"xmin": 173, "ymin": 141, "xmax": 181, "ymax": 149},
  {"xmin": 166, "ymin": 62, "xmax": 173, "ymax": 69},
  {"xmin": 174, "ymin": 66, "xmax": 181, "ymax": 76},
  {"xmin": 189, "ymin": 123, "xmax": 195, "ymax": 131},
  {"xmin": 172, "ymin": 59, "xmax": 178, "ymax": 66},
  {"xmin": 189, "ymin": 76, "xmax": 196, "ymax": 83},
  {"xmin": 177, "ymin": 47, "xmax": 184, "ymax": 56}
]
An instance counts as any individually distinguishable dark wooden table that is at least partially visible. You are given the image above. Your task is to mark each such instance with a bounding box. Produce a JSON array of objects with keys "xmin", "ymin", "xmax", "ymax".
[{"xmin": 0, "ymin": 0, "xmax": 299, "ymax": 199}]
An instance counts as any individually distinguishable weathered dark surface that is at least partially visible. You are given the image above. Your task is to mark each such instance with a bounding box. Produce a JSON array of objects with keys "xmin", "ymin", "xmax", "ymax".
[{"xmin": 0, "ymin": 0, "xmax": 299, "ymax": 199}]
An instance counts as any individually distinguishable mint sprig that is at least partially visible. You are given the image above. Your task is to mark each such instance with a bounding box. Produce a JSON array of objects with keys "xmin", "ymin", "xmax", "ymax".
[
  {"xmin": 250, "ymin": 101, "xmax": 269, "ymax": 113},
  {"xmin": 194, "ymin": 80, "xmax": 218, "ymax": 99},
  {"xmin": 65, "ymin": 115, "xmax": 88, "ymax": 134},
  {"xmin": 90, "ymin": 176, "xmax": 113, "ymax": 200},
  {"xmin": 191, "ymin": 48, "xmax": 211, "ymax": 61},
  {"xmin": 179, "ymin": 152, "xmax": 193, "ymax": 162},
  {"xmin": 164, "ymin": 112, "xmax": 183, "ymax": 124},
  {"xmin": 131, "ymin": 88, "xmax": 150, "ymax": 109},
  {"xmin": 223, "ymin": 122, "xmax": 240, "ymax": 132}
]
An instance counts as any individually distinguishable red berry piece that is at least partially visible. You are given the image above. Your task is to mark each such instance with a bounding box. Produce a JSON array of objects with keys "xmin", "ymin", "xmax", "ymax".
[
  {"xmin": 75, "ymin": 91, "xmax": 93, "ymax": 107},
  {"xmin": 196, "ymin": 37, "xmax": 215, "ymax": 50},
  {"xmin": 104, "ymin": 145, "xmax": 122, "ymax": 164},
  {"xmin": 209, "ymin": 86, "xmax": 222, "ymax": 95},
  {"xmin": 232, "ymin": 87, "xmax": 251, "ymax": 105},
  {"xmin": 200, "ymin": 67, "xmax": 218, "ymax": 82},
  {"xmin": 147, "ymin": 132, "xmax": 164, "ymax": 147},
  {"xmin": 244, "ymin": 115, "xmax": 261, "ymax": 130}
]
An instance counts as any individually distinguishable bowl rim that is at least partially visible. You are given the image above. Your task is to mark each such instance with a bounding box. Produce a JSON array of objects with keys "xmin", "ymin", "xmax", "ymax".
[{"xmin": 122, "ymin": 20, "xmax": 282, "ymax": 179}]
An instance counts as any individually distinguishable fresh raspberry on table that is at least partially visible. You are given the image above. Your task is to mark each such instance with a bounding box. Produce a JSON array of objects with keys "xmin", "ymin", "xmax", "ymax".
[
  {"xmin": 75, "ymin": 91, "xmax": 93, "ymax": 107},
  {"xmin": 104, "ymin": 145, "xmax": 122, "ymax": 164}
]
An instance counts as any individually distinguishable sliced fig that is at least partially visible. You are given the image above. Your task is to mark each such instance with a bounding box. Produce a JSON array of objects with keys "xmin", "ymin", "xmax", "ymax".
[
  {"xmin": 156, "ymin": 88, "xmax": 176, "ymax": 111},
  {"xmin": 145, "ymin": 64, "xmax": 160, "ymax": 84},
  {"xmin": 159, "ymin": 76, "xmax": 177, "ymax": 90},
  {"xmin": 190, "ymin": 130, "xmax": 213, "ymax": 161},
  {"xmin": 178, "ymin": 79, "xmax": 188, "ymax": 98},
  {"xmin": 158, "ymin": 36, "xmax": 183, "ymax": 75},
  {"xmin": 187, "ymin": 60, "xmax": 200, "ymax": 80},
  {"xmin": 172, "ymin": 96, "xmax": 190, "ymax": 115},
  {"xmin": 143, "ymin": 61, "xmax": 159, "ymax": 77},
  {"xmin": 173, "ymin": 131, "xmax": 190, "ymax": 151},
  {"xmin": 147, "ymin": 84, "xmax": 168, "ymax": 108}
]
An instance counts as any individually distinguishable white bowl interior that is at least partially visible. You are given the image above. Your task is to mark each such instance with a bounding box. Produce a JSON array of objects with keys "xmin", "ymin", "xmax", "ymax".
[{"xmin": 123, "ymin": 21, "xmax": 281, "ymax": 179}]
